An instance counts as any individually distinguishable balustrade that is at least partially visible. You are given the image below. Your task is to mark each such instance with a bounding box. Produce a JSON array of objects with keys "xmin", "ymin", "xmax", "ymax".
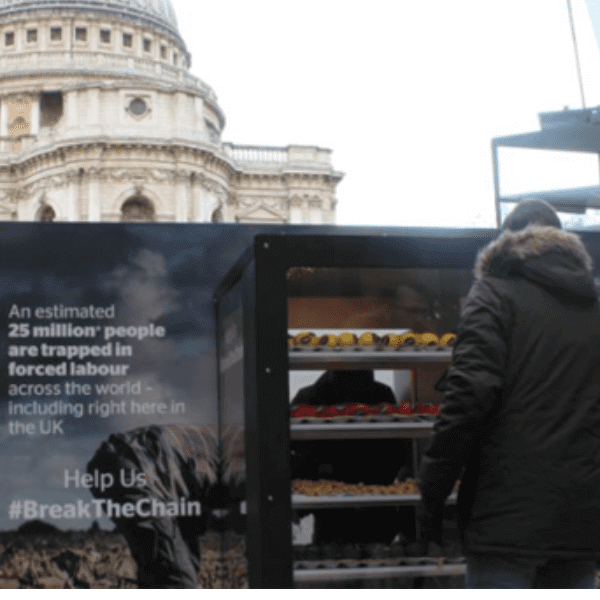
[
  {"xmin": 224, "ymin": 144, "xmax": 288, "ymax": 163},
  {"xmin": 223, "ymin": 143, "xmax": 333, "ymax": 169}
]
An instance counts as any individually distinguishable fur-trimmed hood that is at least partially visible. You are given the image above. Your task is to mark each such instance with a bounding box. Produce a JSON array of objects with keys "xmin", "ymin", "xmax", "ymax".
[{"xmin": 475, "ymin": 226, "xmax": 597, "ymax": 304}]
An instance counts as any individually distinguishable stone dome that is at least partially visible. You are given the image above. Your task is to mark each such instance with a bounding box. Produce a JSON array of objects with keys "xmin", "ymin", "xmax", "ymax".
[
  {"xmin": 0, "ymin": 0, "xmax": 179, "ymax": 34},
  {"xmin": 0, "ymin": 0, "xmax": 341, "ymax": 227}
]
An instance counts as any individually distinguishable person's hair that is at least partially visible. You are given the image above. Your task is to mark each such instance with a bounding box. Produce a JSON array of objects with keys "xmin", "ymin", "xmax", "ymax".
[{"xmin": 501, "ymin": 199, "xmax": 562, "ymax": 232}]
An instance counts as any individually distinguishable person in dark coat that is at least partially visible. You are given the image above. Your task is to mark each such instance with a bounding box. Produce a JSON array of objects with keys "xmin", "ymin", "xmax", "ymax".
[
  {"xmin": 291, "ymin": 370, "xmax": 411, "ymax": 545},
  {"xmin": 418, "ymin": 199, "xmax": 600, "ymax": 588},
  {"xmin": 292, "ymin": 369, "xmax": 397, "ymax": 407}
]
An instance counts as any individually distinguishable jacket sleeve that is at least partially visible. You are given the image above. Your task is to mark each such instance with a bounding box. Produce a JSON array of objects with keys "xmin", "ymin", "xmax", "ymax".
[{"xmin": 418, "ymin": 277, "xmax": 511, "ymax": 508}]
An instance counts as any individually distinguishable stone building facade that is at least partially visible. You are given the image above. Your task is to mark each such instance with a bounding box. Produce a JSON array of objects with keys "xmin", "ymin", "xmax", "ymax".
[{"xmin": 0, "ymin": 0, "xmax": 342, "ymax": 223}]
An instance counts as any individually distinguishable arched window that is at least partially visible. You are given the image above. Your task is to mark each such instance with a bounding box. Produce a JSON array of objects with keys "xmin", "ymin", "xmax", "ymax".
[
  {"xmin": 120, "ymin": 196, "xmax": 155, "ymax": 222},
  {"xmin": 38, "ymin": 204, "xmax": 56, "ymax": 222},
  {"xmin": 211, "ymin": 206, "xmax": 223, "ymax": 223}
]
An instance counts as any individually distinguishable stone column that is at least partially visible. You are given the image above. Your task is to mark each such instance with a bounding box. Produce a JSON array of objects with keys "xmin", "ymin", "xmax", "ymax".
[
  {"xmin": 324, "ymin": 197, "xmax": 337, "ymax": 224},
  {"xmin": 300, "ymin": 197, "xmax": 309, "ymax": 222},
  {"xmin": 174, "ymin": 170, "xmax": 190, "ymax": 222},
  {"xmin": 309, "ymin": 199, "xmax": 323, "ymax": 224},
  {"xmin": 0, "ymin": 100, "xmax": 8, "ymax": 136},
  {"xmin": 190, "ymin": 175, "xmax": 200, "ymax": 221},
  {"xmin": 198, "ymin": 184, "xmax": 214, "ymax": 222},
  {"xmin": 66, "ymin": 170, "xmax": 80, "ymax": 221},
  {"xmin": 202, "ymin": 182, "xmax": 222, "ymax": 222},
  {"xmin": 190, "ymin": 174, "xmax": 204, "ymax": 221},
  {"xmin": 15, "ymin": 24, "xmax": 23, "ymax": 52},
  {"xmin": 194, "ymin": 97, "xmax": 203, "ymax": 137},
  {"xmin": 174, "ymin": 92, "xmax": 188, "ymax": 137},
  {"xmin": 87, "ymin": 168, "xmax": 101, "ymax": 221},
  {"xmin": 30, "ymin": 95, "xmax": 40, "ymax": 136},
  {"xmin": 65, "ymin": 91, "xmax": 78, "ymax": 129},
  {"xmin": 289, "ymin": 198, "xmax": 303, "ymax": 224},
  {"xmin": 88, "ymin": 88, "xmax": 100, "ymax": 128}
]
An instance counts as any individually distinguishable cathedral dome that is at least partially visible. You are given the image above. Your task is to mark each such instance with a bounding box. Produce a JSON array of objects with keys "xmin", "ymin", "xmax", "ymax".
[{"xmin": 0, "ymin": 0, "xmax": 179, "ymax": 34}]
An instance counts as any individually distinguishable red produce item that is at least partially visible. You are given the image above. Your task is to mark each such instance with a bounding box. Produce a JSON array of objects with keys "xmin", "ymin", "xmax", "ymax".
[
  {"xmin": 391, "ymin": 401, "xmax": 413, "ymax": 416},
  {"xmin": 317, "ymin": 405, "xmax": 342, "ymax": 418},
  {"xmin": 290, "ymin": 404, "xmax": 318, "ymax": 418},
  {"xmin": 416, "ymin": 404, "xmax": 440, "ymax": 416},
  {"xmin": 341, "ymin": 403, "xmax": 371, "ymax": 416},
  {"xmin": 371, "ymin": 402, "xmax": 395, "ymax": 416}
]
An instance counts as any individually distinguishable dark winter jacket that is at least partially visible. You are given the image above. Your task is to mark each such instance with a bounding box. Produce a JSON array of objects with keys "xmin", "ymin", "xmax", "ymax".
[
  {"xmin": 418, "ymin": 225, "xmax": 600, "ymax": 558},
  {"xmin": 291, "ymin": 369, "xmax": 397, "ymax": 407}
]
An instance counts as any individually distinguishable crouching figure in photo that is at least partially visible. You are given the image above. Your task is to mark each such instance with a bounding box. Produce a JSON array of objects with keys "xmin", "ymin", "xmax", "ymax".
[{"xmin": 87, "ymin": 424, "xmax": 218, "ymax": 588}]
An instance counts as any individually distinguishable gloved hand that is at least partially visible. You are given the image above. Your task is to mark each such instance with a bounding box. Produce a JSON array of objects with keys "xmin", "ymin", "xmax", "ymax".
[{"xmin": 417, "ymin": 500, "xmax": 444, "ymax": 547}]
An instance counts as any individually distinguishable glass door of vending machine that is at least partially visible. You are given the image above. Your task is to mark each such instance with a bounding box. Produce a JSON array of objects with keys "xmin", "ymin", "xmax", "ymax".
[{"xmin": 288, "ymin": 265, "xmax": 472, "ymax": 588}]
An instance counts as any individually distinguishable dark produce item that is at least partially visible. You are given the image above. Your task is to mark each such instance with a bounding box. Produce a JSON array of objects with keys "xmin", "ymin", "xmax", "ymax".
[
  {"xmin": 365, "ymin": 542, "xmax": 388, "ymax": 559},
  {"xmin": 405, "ymin": 541, "xmax": 426, "ymax": 558},
  {"xmin": 341, "ymin": 544, "xmax": 361, "ymax": 560},
  {"xmin": 426, "ymin": 541, "xmax": 443, "ymax": 558},
  {"xmin": 320, "ymin": 544, "xmax": 338, "ymax": 559},
  {"xmin": 389, "ymin": 541, "xmax": 406, "ymax": 558}
]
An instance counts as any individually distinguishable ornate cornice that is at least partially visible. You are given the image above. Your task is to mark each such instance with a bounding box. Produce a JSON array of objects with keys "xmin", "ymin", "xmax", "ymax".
[
  {"xmin": 0, "ymin": 138, "xmax": 342, "ymax": 187},
  {"xmin": 0, "ymin": 139, "xmax": 341, "ymax": 225},
  {"xmin": 6, "ymin": 140, "xmax": 228, "ymax": 174},
  {"xmin": 20, "ymin": 165, "xmax": 228, "ymax": 198}
]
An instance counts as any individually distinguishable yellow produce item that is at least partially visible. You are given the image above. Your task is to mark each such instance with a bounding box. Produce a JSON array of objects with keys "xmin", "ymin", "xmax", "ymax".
[
  {"xmin": 419, "ymin": 332, "xmax": 440, "ymax": 347},
  {"xmin": 338, "ymin": 332, "xmax": 358, "ymax": 346},
  {"xmin": 319, "ymin": 334, "xmax": 339, "ymax": 348},
  {"xmin": 440, "ymin": 332, "xmax": 457, "ymax": 347},
  {"xmin": 358, "ymin": 332, "xmax": 380, "ymax": 346},
  {"xmin": 295, "ymin": 332, "xmax": 316, "ymax": 346},
  {"xmin": 398, "ymin": 332, "xmax": 418, "ymax": 347},
  {"xmin": 381, "ymin": 333, "xmax": 402, "ymax": 347}
]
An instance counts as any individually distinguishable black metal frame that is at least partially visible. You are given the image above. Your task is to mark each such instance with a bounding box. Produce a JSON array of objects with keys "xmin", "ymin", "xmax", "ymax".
[{"xmin": 214, "ymin": 228, "xmax": 500, "ymax": 588}]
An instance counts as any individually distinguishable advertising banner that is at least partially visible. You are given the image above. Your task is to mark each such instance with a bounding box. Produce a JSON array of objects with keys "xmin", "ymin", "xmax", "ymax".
[{"xmin": 0, "ymin": 221, "xmax": 294, "ymax": 589}]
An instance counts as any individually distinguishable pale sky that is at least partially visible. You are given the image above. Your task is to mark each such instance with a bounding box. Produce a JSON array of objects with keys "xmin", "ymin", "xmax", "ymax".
[{"xmin": 173, "ymin": 0, "xmax": 600, "ymax": 228}]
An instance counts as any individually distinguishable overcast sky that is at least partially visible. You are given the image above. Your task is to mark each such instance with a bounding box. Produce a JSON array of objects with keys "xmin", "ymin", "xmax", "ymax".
[{"xmin": 173, "ymin": 0, "xmax": 600, "ymax": 228}]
